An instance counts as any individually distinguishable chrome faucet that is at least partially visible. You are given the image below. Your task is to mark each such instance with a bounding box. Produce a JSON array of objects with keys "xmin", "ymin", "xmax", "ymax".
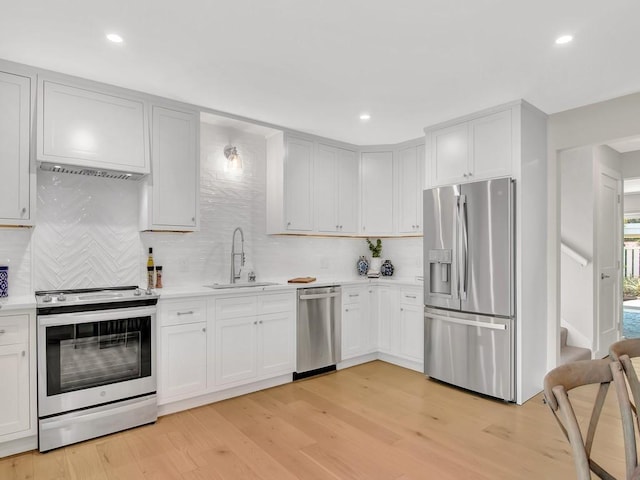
[{"xmin": 230, "ymin": 227, "xmax": 245, "ymax": 283}]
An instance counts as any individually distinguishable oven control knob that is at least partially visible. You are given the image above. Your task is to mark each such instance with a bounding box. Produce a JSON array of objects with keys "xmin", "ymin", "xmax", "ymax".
[
  {"xmin": 133, "ymin": 288, "xmax": 142, "ymax": 296},
  {"xmin": 57, "ymin": 293, "xmax": 67, "ymax": 302},
  {"xmin": 43, "ymin": 294, "xmax": 52, "ymax": 303}
]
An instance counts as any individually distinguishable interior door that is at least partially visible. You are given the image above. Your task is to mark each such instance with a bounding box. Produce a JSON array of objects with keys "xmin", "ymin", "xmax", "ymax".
[{"xmin": 597, "ymin": 167, "xmax": 622, "ymax": 356}]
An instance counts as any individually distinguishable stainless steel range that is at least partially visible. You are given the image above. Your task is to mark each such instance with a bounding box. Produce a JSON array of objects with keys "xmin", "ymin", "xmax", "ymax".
[{"xmin": 35, "ymin": 286, "xmax": 159, "ymax": 452}]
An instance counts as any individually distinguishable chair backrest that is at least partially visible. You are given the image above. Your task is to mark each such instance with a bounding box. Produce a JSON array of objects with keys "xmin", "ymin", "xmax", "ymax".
[
  {"xmin": 543, "ymin": 358, "xmax": 616, "ymax": 480},
  {"xmin": 611, "ymin": 339, "xmax": 640, "ymax": 415},
  {"xmin": 610, "ymin": 360, "xmax": 640, "ymax": 480}
]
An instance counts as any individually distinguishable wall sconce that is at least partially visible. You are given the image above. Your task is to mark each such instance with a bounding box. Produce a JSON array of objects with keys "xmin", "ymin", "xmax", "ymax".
[{"xmin": 224, "ymin": 145, "xmax": 243, "ymax": 172}]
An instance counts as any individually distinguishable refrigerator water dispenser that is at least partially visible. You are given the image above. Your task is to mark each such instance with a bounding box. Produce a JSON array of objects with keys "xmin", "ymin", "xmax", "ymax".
[{"xmin": 428, "ymin": 249, "xmax": 452, "ymax": 295}]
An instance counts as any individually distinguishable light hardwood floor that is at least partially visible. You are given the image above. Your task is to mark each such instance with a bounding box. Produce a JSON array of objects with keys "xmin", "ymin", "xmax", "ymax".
[{"xmin": 0, "ymin": 360, "xmax": 628, "ymax": 479}]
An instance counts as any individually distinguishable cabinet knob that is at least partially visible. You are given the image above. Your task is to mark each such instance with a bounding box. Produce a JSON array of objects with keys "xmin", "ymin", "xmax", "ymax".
[
  {"xmin": 21, "ymin": 207, "xmax": 27, "ymax": 216},
  {"xmin": 22, "ymin": 350, "xmax": 26, "ymax": 357},
  {"xmin": 336, "ymin": 225, "xmax": 339, "ymax": 230},
  {"xmin": 0, "ymin": 329, "xmax": 5, "ymax": 334},
  {"xmin": 400, "ymin": 308, "xmax": 404, "ymax": 311},
  {"xmin": 345, "ymin": 308, "xmax": 349, "ymax": 312},
  {"xmin": 287, "ymin": 222, "xmax": 291, "ymax": 227},
  {"xmin": 339, "ymin": 225, "xmax": 343, "ymax": 230},
  {"xmin": 192, "ymin": 217, "xmax": 195, "ymax": 222},
  {"xmin": 416, "ymin": 224, "xmax": 420, "ymax": 229},
  {"xmin": 259, "ymin": 320, "xmax": 263, "ymax": 324},
  {"xmin": 253, "ymin": 321, "xmax": 257, "ymax": 325},
  {"xmin": 202, "ymin": 327, "xmax": 206, "ymax": 333},
  {"xmin": 463, "ymin": 173, "xmax": 468, "ymax": 178},
  {"xmin": 362, "ymin": 226, "xmax": 366, "ymax": 231},
  {"xmin": 468, "ymin": 172, "xmax": 473, "ymax": 177}
]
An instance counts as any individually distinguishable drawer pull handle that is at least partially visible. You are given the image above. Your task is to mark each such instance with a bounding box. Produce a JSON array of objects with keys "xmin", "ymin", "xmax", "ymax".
[
  {"xmin": 0, "ymin": 329, "xmax": 5, "ymax": 334},
  {"xmin": 177, "ymin": 311, "xmax": 194, "ymax": 316},
  {"xmin": 349, "ymin": 294, "xmax": 359, "ymax": 298},
  {"xmin": 405, "ymin": 295, "xmax": 417, "ymax": 299}
]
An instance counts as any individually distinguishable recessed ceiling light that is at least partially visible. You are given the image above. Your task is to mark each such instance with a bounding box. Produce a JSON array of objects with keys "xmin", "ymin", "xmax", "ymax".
[
  {"xmin": 555, "ymin": 35, "xmax": 573, "ymax": 45},
  {"xmin": 106, "ymin": 33, "xmax": 124, "ymax": 44},
  {"xmin": 359, "ymin": 113, "xmax": 371, "ymax": 121}
]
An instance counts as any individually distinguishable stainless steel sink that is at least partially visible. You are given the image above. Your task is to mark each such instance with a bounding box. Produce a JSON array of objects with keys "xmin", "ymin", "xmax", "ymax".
[{"xmin": 204, "ymin": 282, "xmax": 280, "ymax": 289}]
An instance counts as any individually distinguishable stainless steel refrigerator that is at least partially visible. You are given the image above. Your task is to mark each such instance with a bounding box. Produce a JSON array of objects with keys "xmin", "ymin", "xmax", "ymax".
[{"xmin": 423, "ymin": 177, "xmax": 514, "ymax": 402}]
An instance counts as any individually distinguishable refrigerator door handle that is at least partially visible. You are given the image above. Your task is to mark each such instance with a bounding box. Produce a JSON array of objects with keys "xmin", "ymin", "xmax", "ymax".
[
  {"xmin": 424, "ymin": 311, "xmax": 507, "ymax": 331},
  {"xmin": 458, "ymin": 194, "xmax": 469, "ymax": 300}
]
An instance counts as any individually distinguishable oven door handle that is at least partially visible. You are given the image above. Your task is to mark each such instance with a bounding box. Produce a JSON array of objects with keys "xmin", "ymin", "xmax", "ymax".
[{"xmin": 38, "ymin": 306, "xmax": 157, "ymax": 326}]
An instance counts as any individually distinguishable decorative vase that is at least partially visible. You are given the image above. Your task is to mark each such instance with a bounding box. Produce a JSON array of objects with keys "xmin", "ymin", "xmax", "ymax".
[
  {"xmin": 356, "ymin": 256, "xmax": 369, "ymax": 276},
  {"xmin": 380, "ymin": 259, "xmax": 394, "ymax": 277},
  {"xmin": 369, "ymin": 257, "xmax": 382, "ymax": 275}
]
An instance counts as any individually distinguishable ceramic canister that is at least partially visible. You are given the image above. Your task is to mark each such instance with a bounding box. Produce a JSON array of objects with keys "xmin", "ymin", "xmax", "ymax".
[{"xmin": 0, "ymin": 266, "xmax": 7, "ymax": 297}]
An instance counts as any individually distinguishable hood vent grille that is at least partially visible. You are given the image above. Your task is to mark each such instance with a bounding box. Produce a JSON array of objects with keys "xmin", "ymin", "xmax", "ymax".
[{"xmin": 39, "ymin": 162, "xmax": 146, "ymax": 181}]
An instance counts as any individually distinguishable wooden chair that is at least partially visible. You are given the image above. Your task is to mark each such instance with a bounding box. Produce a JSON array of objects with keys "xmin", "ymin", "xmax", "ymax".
[
  {"xmin": 610, "ymin": 359, "xmax": 640, "ymax": 480},
  {"xmin": 543, "ymin": 358, "xmax": 617, "ymax": 479},
  {"xmin": 610, "ymin": 339, "xmax": 640, "ymax": 414},
  {"xmin": 610, "ymin": 339, "xmax": 640, "ymax": 480}
]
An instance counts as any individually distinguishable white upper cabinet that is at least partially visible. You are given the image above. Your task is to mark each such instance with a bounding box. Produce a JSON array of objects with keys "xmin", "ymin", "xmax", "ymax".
[
  {"xmin": 427, "ymin": 108, "xmax": 512, "ymax": 187},
  {"xmin": 38, "ymin": 78, "xmax": 149, "ymax": 174},
  {"xmin": 360, "ymin": 151, "xmax": 394, "ymax": 235},
  {"xmin": 396, "ymin": 144, "xmax": 424, "ymax": 234},
  {"xmin": 315, "ymin": 143, "xmax": 358, "ymax": 234},
  {"xmin": 0, "ymin": 70, "xmax": 32, "ymax": 225},
  {"xmin": 284, "ymin": 136, "xmax": 314, "ymax": 232},
  {"xmin": 140, "ymin": 105, "xmax": 199, "ymax": 231}
]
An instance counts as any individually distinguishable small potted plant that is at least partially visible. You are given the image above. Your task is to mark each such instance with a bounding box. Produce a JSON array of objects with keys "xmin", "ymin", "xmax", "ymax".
[{"xmin": 366, "ymin": 238, "xmax": 382, "ymax": 275}]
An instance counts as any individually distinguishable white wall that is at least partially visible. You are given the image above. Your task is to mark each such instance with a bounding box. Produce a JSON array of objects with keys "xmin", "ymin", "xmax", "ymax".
[
  {"xmin": 623, "ymin": 151, "xmax": 640, "ymax": 179},
  {"xmin": 548, "ymin": 91, "xmax": 640, "ymax": 368},
  {"xmin": 1, "ymin": 122, "xmax": 421, "ymax": 294},
  {"xmin": 560, "ymin": 146, "xmax": 595, "ymax": 349}
]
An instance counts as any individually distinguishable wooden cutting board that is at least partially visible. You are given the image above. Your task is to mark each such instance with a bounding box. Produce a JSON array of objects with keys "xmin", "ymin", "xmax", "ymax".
[{"xmin": 287, "ymin": 276, "xmax": 317, "ymax": 283}]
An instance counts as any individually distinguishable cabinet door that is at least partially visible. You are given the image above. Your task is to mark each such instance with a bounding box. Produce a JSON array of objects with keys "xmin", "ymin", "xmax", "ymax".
[
  {"xmin": 284, "ymin": 136, "xmax": 313, "ymax": 231},
  {"xmin": 469, "ymin": 110, "xmax": 512, "ymax": 181},
  {"xmin": 342, "ymin": 301, "xmax": 364, "ymax": 360},
  {"xmin": 337, "ymin": 148, "xmax": 359, "ymax": 234},
  {"xmin": 0, "ymin": 71, "xmax": 30, "ymax": 223},
  {"xmin": 0, "ymin": 343, "xmax": 30, "ymax": 436},
  {"xmin": 257, "ymin": 312, "xmax": 294, "ymax": 378},
  {"xmin": 159, "ymin": 323, "xmax": 207, "ymax": 401},
  {"xmin": 314, "ymin": 143, "xmax": 338, "ymax": 233},
  {"xmin": 398, "ymin": 303, "xmax": 424, "ymax": 363},
  {"xmin": 39, "ymin": 80, "xmax": 148, "ymax": 173},
  {"xmin": 376, "ymin": 287, "xmax": 397, "ymax": 353},
  {"xmin": 148, "ymin": 106, "xmax": 199, "ymax": 230},
  {"xmin": 430, "ymin": 123, "xmax": 469, "ymax": 186},
  {"xmin": 214, "ymin": 317, "xmax": 257, "ymax": 387},
  {"xmin": 397, "ymin": 145, "xmax": 424, "ymax": 234},
  {"xmin": 361, "ymin": 151, "xmax": 394, "ymax": 235}
]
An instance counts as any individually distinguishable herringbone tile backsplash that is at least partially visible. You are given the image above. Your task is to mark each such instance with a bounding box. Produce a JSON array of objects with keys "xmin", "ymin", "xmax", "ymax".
[{"xmin": 0, "ymin": 122, "xmax": 421, "ymax": 295}]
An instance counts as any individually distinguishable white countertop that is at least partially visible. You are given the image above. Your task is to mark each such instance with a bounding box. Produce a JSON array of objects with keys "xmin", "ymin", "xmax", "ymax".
[
  {"xmin": 156, "ymin": 276, "xmax": 423, "ymax": 300},
  {"xmin": 0, "ymin": 295, "xmax": 37, "ymax": 311}
]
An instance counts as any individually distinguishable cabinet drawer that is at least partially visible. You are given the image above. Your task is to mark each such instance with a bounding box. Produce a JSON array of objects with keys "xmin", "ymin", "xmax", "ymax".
[
  {"xmin": 258, "ymin": 293, "xmax": 294, "ymax": 315},
  {"xmin": 160, "ymin": 299, "xmax": 206, "ymax": 326},
  {"xmin": 399, "ymin": 289, "xmax": 422, "ymax": 305},
  {"xmin": 215, "ymin": 296, "xmax": 257, "ymax": 320},
  {"xmin": 0, "ymin": 314, "xmax": 29, "ymax": 346},
  {"xmin": 343, "ymin": 289, "xmax": 364, "ymax": 305}
]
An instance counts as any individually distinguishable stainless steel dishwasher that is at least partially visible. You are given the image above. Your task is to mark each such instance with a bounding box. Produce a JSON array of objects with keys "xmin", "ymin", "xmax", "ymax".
[{"xmin": 294, "ymin": 286, "xmax": 341, "ymax": 380}]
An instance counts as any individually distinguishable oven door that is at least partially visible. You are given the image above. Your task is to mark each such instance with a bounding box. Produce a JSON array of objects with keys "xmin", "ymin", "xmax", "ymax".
[{"xmin": 37, "ymin": 306, "xmax": 156, "ymax": 417}]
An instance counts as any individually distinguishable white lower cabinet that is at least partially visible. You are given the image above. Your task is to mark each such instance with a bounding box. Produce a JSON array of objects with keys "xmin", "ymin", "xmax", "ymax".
[
  {"xmin": 397, "ymin": 291, "xmax": 424, "ymax": 363},
  {"xmin": 160, "ymin": 323, "xmax": 207, "ymax": 400},
  {"xmin": 0, "ymin": 310, "xmax": 36, "ymax": 452},
  {"xmin": 158, "ymin": 298, "xmax": 208, "ymax": 404},
  {"xmin": 375, "ymin": 286, "xmax": 398, "ymax": 354},
  {"xmin": 212, "ymin": 292, "xmax": 295, "ymax": 390},
  {"xmin": 341, "ymin": 286, "xmax": 376, "ymax": 360}
]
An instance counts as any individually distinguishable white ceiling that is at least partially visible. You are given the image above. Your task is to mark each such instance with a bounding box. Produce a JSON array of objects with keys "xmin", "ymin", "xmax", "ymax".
[{"xmin": 2, "ymin": 1, "xmax": 640, "ymax": 145}]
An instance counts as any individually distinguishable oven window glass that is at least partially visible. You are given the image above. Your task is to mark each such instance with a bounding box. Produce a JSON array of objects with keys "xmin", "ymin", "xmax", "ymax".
[{"xmin": 45, "ymin": 317, "xmax": 152, "ymax": 396}]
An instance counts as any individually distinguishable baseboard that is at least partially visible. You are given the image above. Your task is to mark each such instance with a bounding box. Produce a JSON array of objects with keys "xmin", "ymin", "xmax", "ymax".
[
  {"xmin": 158, "ymin": 374, "xmax": 292, "ymax": 416},
  {"xmin": 0, "ymin": 435, "xmax": 37, "ymax": 459},
  {"xmin": 377, "ymin": 352, "xmax": 424, "ymax": 373},
  {"xmin": 337, "ymin": 352, "xmax": 378, "ymax": 370}
]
